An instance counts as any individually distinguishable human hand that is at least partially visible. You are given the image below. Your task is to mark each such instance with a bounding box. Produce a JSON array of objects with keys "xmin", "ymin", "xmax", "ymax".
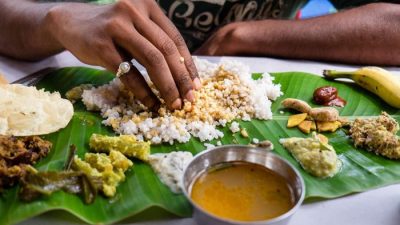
[
  {"xmin": 194, "ymin": 22, "xmax": 244, "ymax": 56},
  {"xmin": 45, "ymin": 0, "xmax": 200, "ymax": 110}
]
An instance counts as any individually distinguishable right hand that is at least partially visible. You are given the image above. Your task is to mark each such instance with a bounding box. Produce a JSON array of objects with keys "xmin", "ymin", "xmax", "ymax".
[{"xmin": 45, "ymin": 0, "xmax": 200, "ymax": 110}]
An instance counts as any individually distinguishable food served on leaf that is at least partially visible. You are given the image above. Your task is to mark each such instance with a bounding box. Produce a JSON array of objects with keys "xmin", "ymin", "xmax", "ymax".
[
  {"xmin": 282, "ymin": 98, "xmax": 343, "ymax": 133},
  {"xmin": 253, "ymin": 139, "xmax": 274, "ymax": 150},
  {"xmin": 281, "ymin": 98, "xmax": 312, "ymax": 113},
  {"xmin": 148, "ymin": 151, "xmax": 193, "ymax": 193},
  {"xmin": 20, "ymin": 145, "xmax": 132, "ymax": 204},
  {"xmin": 0, "ymin": 84, "xmax": 73, "ymax": 136},
  {"xmin": 65, "ymin": 84, "xmax": 94, "ymax": 103},
  {"xmin": 324, "ymin": 67, "xmax": 400, "ymax": 108},
  {"xmin": 313, "ymin": 86, "xmax": 346, "ymax": 107},
  {"xmin": 317, "ymin": 121, "xmax": 342, "ymax": 132},
  {"xmin": 0, "ymin": 135, "xmax": 51, "ymax": 192},
  {"xmin": 190, "ymin": 162, "xmax": 294, "ymax": 221},
  {"xmin": 309, "ymin": 107, "xmax": 339, "ymax": 122},
  {"xmin": 280, "ymin": 132, "xmax": 341, "ymax": 178},
  {"xmin": 81, "ymin": 59, "xmax": 282, "ymax": 144},
  {"xmin": 72, "ymin": 150, "xmax": 133, "ymax": 197},
  {"xmin": 89, "ymin": 134, "xmax": 150, "ymax": 161},
  {"xmin": 20, "ymin": 169, "xmax": 101, "ymax": 204},
  {"xmin": 287, "ymin": 113, "xmax": 308, "ymax": 128},
  {"xmin": 349, "ymin": 112, "xmax": 400, "ymax": 159}
]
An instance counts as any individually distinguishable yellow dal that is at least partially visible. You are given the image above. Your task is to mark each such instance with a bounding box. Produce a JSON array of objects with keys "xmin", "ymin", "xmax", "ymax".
[{"xmin": 191, "ymin": 162, "xmax": 294, "ymax": 222}]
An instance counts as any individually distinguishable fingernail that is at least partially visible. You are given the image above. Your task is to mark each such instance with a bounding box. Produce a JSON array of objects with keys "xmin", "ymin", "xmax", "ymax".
[
  {"xmin": 193, "ymin": 78, "xmax": 202, "ymax": 90},
  {"xmin": 171, "ymin": 98, "xmax": 182, "ymax": 110},
  {"xmin": 185, "ymin": 90, "xmax": 195, "ymax": 102}
]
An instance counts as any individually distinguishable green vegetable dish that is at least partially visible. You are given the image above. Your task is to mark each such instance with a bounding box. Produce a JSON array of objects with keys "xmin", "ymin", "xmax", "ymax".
[{"xmin": 0, "ymin": 67, "xmax": 399, "ymax": 225}]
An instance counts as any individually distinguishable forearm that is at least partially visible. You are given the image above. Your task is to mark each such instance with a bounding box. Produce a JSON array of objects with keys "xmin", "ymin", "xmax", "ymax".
[
  {"xmin": 0, "ymin": 0, "xmax": 63, "ymax": 60},
  {"xmin": 234, "ymin": 3, "xmax": 400, "ymax": 66}
]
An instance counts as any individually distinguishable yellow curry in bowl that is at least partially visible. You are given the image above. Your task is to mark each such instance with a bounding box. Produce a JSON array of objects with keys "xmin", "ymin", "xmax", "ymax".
[{"xmin": 190, "ymin": 162, "xmax": 295, "ymax": 222}]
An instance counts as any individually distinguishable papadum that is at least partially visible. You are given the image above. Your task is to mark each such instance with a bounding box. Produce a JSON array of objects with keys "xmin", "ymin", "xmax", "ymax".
[{"xmin": 0, "ymin": 84, "xmax": 73, "ymax": 136}]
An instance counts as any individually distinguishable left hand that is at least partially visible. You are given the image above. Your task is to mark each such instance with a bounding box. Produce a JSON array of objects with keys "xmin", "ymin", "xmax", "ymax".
[{"xmin": 194, "ymin": 22, "xmax": 244, "ymax": 56}]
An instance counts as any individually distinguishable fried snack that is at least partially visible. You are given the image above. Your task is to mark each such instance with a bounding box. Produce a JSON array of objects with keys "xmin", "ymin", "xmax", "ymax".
[
  {"xmin": 317, "ymin": 121, "xmax": 342, "ymax": 132},
  {"xmin": 287, "ymin": 113, "xmax": 308, "ymax": 128},
  {"xmin": 281, "ymin": 98, "xmax": 312, "ymax": 113},
  {"xmin": 298, "ymin": 120, "xmax": 312, "ymax": 134},
  {"xmin": 309, "ymin": 107, "xmax": 339, "ymax": 122},
  {"xmin": 0, "ymin": 84, "xmax": 73, "ymax": 136},
  {"xmin": 0, "ymin": 135, "xmax": 52, "ymax": 192}
]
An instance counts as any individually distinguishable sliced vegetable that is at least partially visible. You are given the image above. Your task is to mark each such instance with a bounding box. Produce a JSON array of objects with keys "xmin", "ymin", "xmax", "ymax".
[
  {"xmin": 287, "ymin": 113, "xmax": 308, "ymax": 128},
  {"xmin": 317, "ymin": 121, "xmax": 341, "ymax": 132},
  {"xmin": 298, "ymin": 120, "xmax": 312, "ymax": 134},
  {"xmin": 72, "ymin": 150, "xmax": 133, "ymax": 197},
  {"xmin": 20, "ymin": 169, "xmax": 101, "ymax": 204},
  {"xmin": 89, "ymin": 134, "xmax": 150, "ymax": 161}
]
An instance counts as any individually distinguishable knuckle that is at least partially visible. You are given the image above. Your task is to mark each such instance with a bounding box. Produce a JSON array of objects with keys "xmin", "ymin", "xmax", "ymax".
[
  {"xmin": 176, "ymin": 74, "xmax": 192, "ymax": 91},
  {"xmin": 144, "ymin": 49, "xmax": 164, "ymax": 66},
  {"xmin": 171, "ymin": 33, "xmax": 186, "ymax": 47},
  {"xmin": 160, "ymin": 40, "xmax": 176, "ymax": 56},
  {"xmin": 113, "ymin": 0, "xmax": 130, "ymax": 12},
  {"xmin": 105, "ymin": 18, "xmax": 124, "ymax": 33},
  {"xmin": 163, "ymin": 85, "xmax": 178, "ymax": 102},
  {"xmin": 187, "ymin": 63, "xmax": 199, "ymax": 79}
]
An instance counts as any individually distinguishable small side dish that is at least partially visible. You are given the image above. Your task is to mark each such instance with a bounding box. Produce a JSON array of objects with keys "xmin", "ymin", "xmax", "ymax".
[
  {"xmin": 183, "ymin": 145, "xmax": 304, "ymax": 225},
  {"xmin": 280, "ymin": 132, "xmax": 341, "ymax": 178},
  {"xmin": 349, "ymin": 112, "xmax": 400, "ymax": 159},
  {"xmin": 313, "ymin": 86, "xmax": 346, "ymax": 107},
  {"xmin": 0, "ymin": 84, "xmax": 73, "ymax": 136},
  {"xmin": 148, "ymin": 151, "xmax": 193, "ymax": 193},
  {"xmin": 190, "ymin": 162, "xmax": 294, "ymax": 222},
  {"xmin": 282, "ymin": 98, "xmax": 343, "ymax": 134},
  {"xmin": 0, "ymin": 135, "xmax": 52, "ymax": 192}
]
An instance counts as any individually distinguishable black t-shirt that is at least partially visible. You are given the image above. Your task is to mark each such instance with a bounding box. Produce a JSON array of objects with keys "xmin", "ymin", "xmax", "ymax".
[{"xmin": 42, "ymin": 0, "xmax": 396, "ymax": 51}]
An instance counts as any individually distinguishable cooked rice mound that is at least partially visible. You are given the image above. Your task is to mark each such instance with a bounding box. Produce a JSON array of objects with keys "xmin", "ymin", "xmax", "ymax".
[{"xmin": 82, "ymin": 58, "xmax": 282, "ymax": 144}]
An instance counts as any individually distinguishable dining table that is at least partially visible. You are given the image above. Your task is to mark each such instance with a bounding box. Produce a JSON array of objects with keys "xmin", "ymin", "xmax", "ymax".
[{"xmin": 0, "ymin": 52, "xmax": 399, "ymax": 225}]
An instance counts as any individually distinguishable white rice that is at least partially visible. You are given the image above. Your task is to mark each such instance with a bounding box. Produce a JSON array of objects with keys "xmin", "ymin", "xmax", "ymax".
[{"xmin": 81, "ymin": 58, "xmax": 283, "ymax": 144}]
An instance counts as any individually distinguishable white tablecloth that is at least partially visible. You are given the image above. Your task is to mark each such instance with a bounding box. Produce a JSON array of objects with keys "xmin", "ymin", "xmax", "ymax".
[{"xmin": 1, "ymin": 52, "xmax": 399, "ymax": 225}]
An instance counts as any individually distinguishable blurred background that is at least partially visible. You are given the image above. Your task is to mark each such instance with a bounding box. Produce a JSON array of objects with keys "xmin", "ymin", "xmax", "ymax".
[{"xmin": 297, "ymin": 0, "xmax": 337, "ymax": 19}]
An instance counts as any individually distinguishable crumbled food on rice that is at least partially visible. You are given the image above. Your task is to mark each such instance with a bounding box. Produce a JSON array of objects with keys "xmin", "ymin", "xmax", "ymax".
[{"xmin": 81, "ymin": 58, "xmax": 282, "ymax": 144}]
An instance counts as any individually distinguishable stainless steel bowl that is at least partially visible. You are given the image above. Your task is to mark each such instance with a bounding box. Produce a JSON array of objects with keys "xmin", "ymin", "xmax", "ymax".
[{"xmin": 182, "ymin": 145, "xmax": 305, "ymax": 225}]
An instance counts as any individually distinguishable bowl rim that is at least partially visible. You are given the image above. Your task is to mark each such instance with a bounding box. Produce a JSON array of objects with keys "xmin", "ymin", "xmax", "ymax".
[{"xmin": 182, "ymin": 144, "xmax": 306, "ymax": 225}]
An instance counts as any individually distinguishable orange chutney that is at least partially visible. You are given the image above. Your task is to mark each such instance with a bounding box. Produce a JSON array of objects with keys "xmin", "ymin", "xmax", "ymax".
[{"xmin": 190, "ymin": 162, "xmax": 294, "ymax": 222}]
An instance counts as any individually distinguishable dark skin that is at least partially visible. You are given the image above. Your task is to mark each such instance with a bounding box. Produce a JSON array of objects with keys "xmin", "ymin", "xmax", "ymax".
[
  {"xmin": 0, "ymin": 1, "xmax": 399, "ymax": 110},
  {"xmin": 0, "ymin": 0, "xmax": 201, "ymax": 111},
  {"xmin": 196, "ymin": 3, "xmax": 400, "ymax": 66}
]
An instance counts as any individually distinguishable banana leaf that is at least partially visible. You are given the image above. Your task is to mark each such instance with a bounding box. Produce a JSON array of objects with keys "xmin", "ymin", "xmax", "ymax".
[{"xmin": 0, "ymin": 67, "xmax": 399, "ymax": 225}]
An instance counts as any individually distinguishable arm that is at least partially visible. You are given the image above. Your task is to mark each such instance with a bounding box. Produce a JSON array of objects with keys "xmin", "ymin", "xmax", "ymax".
[
  {"xmin": 0, "ymin": 0, "xmax": 62, "ymax": 60},
  {"xmin": 196, "ymin": 3, "xmax": 400, "ymax": 66},
  {"xmin": 0, "ymin": 0, "xmax": 201, "ymax": 110}
]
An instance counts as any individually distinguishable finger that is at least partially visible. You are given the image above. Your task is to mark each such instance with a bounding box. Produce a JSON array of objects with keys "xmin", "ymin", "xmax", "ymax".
[
  {"xmin": 119, "ymin": 66, "xmax": 160, "ymax": 111},
  {"xmin": 111, "ymin": 23, "xmax": 182, "ymax": 110},
  {"xmin": 134, "ymin": 19, "xmax": 195, "ymax": 102},
  {"xmin": 99, "ymin": 43, "xmax": 159, "ymax": 110},
  {"xmin": 149, "ymin": 9, "xmax": 201, "ymax": 89}
]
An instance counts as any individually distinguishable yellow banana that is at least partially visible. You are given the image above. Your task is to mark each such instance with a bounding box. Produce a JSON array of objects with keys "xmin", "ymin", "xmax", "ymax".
[{"xmin": 323, "ymin": 67, "xmax": 400, "ymax": 109}]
